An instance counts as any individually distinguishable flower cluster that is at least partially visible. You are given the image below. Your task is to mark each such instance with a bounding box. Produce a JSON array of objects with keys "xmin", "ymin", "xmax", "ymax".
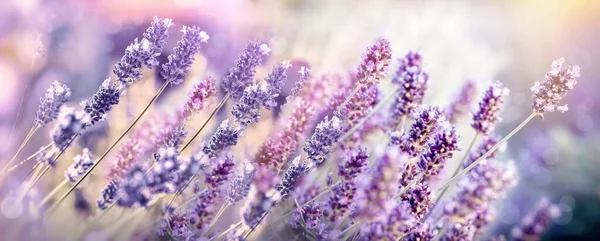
[
  {"xmin": 531, "ymin": 58, "xmax": 579, "ymax": 115},
  {"xmin": 471, "ymin": 81, "xmax": 509, "ymax": 135},
  {"xmin": 161, "ymin": 26, "xmax": 210, "ymax": 85},
  {"xmin": 356, "ymin": 39, "xmax": 392, "ymax": 86},
  {"xmin": 35, "ymin": 81, "xmax": 72, "ymax": 127},
  {"xmin": 511, "ymin": 198, "xmax": 561, "ymax": 241},
  {"xmin": 391, "ymin": 51, "xmax": 429, "ymax": 119},
  {"xmin": 328, "ymin": 148, "xmax": 368, "ymax": 221},
  {"xmin": 304, "ymin": 116, "xmax": 344, "ymax": 165},
  {"xmin": 201, "ymin": 119, "xmax": 241, "ymax": 157},
  {"xmin": 51, "ymin": 108, "xmax": 90, "ymax": 150},
  {"xmin": 65, "ymin": 148, "xmax": 94, "ymax": 182},
  {"xmin": 182, "ymin": 77, "xmax": 217, "ymax": 119},
  {"xmin": 222, "ymin": 40, "xmax": 271, "ymax": 99}
]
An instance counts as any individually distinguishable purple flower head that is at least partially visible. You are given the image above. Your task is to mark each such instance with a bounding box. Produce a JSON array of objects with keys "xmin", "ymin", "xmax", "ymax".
[
  {"xmin": 391, "ymin": 51, "xmax": 429, "ymax": 118},
  {"xmin": 142, "ymin": 16, "xmax": 174, "ymax": 66},
  {"xmin": 445, "ymin": 81, "xmax": 477, "ymax": 124},
  {"xmin": 511, "ymin": 197, "xmax": 561, "ymax": 241},
  {"xmin": 204, "ymin": 154, "xmax": 235, "ymax": 189},
  {"xmin": 403, "ymin": 222, "xmax": 433, "ymax": 241},
  {"xmin": 243, "ymin": 166, "xmax": 280, "ymax": 227},
  {"xmin": 356, "ymin": 39, "xmax": 392, "ymax": 86},
  {"xmin": 531, "ymin": 58, "xmax": 580, "ymax": 116},
  {"xmin": 393, "ymin": 105, "xmax": 445, "ymax": 158},
  {"xmin": 82, "ymin": 78, "xmax": 121, "ymax": 126},
  {"xmin": 182, "ymin": 77, "xmax": 217, "ymax": 119},
  {"xmin": 290, "ymin": 66, "xmax": 311, "ymax": 96},
  {"xmin": 290, "ymin": 201, "xmax": 328, "ymax": 238},
  {"xmin": 97, "ymin": 179, "xmax": 120, "ymax": 210},
  {"xmin": 147, "ymin": 147, "xmax": 182, "ymax": 194},
  {"xmin": 222, "ymin": 40, "xmax": 270, "ymax": 99},
  {"xmin": 358, "ymin": 202, "xmax": 415, "ymax": 240},
  {"xmin": 463, "ymin": 136, "xmax": 503, "ymax": 168},
  {"xmin": 202, "ymin": 119, "xmax": 241, "ymax": 157},
  {"xmin": 329, "ymin": 181, "xmax": 358, "ymax": 222},
  {"xmin": 264, "ymin": 61, "xmax": 291, "ymax": 99},
  {"xmin": 36, "ymin": 146, "xmax": 56, "ymax": 167},
  {"xmin": 51, "ymin": 107, "xmax": 89, "ymax": 150},
  {"xmin": 164, "ymin": 124, "xmax": 188, "ymax": 149},
  {"xmin": 158, "ymin": 210, "xmax": 196, "ymax": 239},
  {"xmin": 107, "ymin": 138, "xmax": 141, "ymax": 180},
  {"xmin": 418, "ymin": 124, "xmax": 462, "ymax": 178},
  {"xmin": 400, "ymin": 182, "xmax": 433, "ymax": 222},
  {"xmin": 226, "ymin": 162, "xmax": 255, "ymax": 203},
  {"xmin": 338, "ymin": 148, "xmax": 369, "ymax": 181},
  {"xmin": 443, "ymin": 222, "xmax": 476, "ymax": 241},
  {"xmin": 473, "ymin": 206, "xmax": 497, "ymax": 230},
  {"xmin": 275, "ymin": 156, "xmax": 310, "ymax": 198},
  {"xmin": 116, "ymin": 165, "xmax": 151, "ymax": 208},
  {"xmin": 35, "ymin": 81, "xmax": 71, "ymax": 127},
  {"xmin": 472, "ymin": 81, "xmax": 509, "ymax": 135},
  {"xmin": 194, "ymin": 189, "xmax": 219, "ymax": 231},
  {"xmin": 231, "ymin": 83, "xmax": 271, "ymax": 126},
  {"xmin": 174, "ymin": 150, "xmax": 208, "ymax": 190},
  {"xmin": 338, "ymin": 85, "xmax": 378, "ymax": 130},
  {"xmin": 65, "ymin": 148, "xmax": 94, "ymax": 182},
  {"xmin": 304, "ymin": 115, "xmax": 344, "ymax": 165},
  {"xmin": 161, "ymin": 26, "xmax": 210, "ymax": 85},
  {"xmin": 352, "ymin": 150, "xmax": 405, "ymax": 223}
]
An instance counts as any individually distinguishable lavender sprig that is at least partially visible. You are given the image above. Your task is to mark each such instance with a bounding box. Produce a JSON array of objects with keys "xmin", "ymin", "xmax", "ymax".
[
  {"xmin": 511, "ymin": 198, "xmax": 561, "ymax": 241},
  {"xmin": 531, "ymin": 58, "xmax": 579, "ymax": 115},
  {"xmin": 51, "ymin": 108, "xmax": 89, "ymax": 150},
  {"xmin": 226, "ymin": 162, "xmax": 256, "ymax": 203},
  {"xmin": 201, "ymin": 119, "xmax": 241, "ymax": 157},
  {"xmin": 161, "ymin": 26, "xmax": 210, "ymax": 85},
  {"xmin": 82, "ymin": 78, "xmax": 121, "ymax": 126},
  {"xmin": 222, "ymin": 40, "xmax": 271, "ymax": 99},
  {"xmin": 65, "ymin": 148, "xmax": 94, "ymax": 182},
  {"xmin": 471, "ymin": 81, "xmax": 509, "ymax": 135},
  {"xmin": 391, "ymin": 51, "xmax": 429, "ymax": 119},
  {"xmin": 35, "ymin": 81, "xmax": 72, "ymax": 127},
  {"xmin": 304, "ymin": 116, "xmax": 344, "ymax": 165}
]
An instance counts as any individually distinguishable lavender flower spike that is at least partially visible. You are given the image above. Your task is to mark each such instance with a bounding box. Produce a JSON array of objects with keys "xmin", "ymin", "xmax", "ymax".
[
  {"xmin": 97, "ymin": 180, "xmax": 119, "ymax": 210},
  {"xmin": 143, "ymin": 16, "xmax": 173, "ymax": 66},
  {"xmin": 35, "ymin": 81, "xmax": 71, "ymax": 127},
  {"xmin": 51, "ymin": 107, "xmax": 90, "ymax": 150},
  {"xmin": 226, "ymin": 161, "xmax": 255, "ymax": 203},
  {"xmin": 418, "ymin": 124, "xmax": 462, "ymax": 178},
  {"xmin": 82, "ymin": 78, "xmax": 121, "ymax": 126},
  {"xmin": 202, "ymin": 119, "xmax": 241, "ymax": 157},
  {"xmin": 391, "ymin": 51, "xmax": 429, "ymax": 118},
  {"xmin": 444, "ymin": 81, "xmax": 477, "ymax": 124},
  {"xmin": 275, "ymin": 156, "xmax": 310, "ymax": 198},
  {"xmin": 161, "ymin": 26, "xmax": 210, "ymax": 85},
  {"xmin": 231, "ymin": 83, "xmax": 271, "ymax": 126},
  {"xmin": 511, "ymin": 198, "xmax": 561, "ymax": 241},
  {"xmin": 222, "ymin": 40, "xmax": 271, "ymax": 99},
  {"xmin": 182, "ymin": 77, "xmax": 217, "ymax": 119},
  {"xmin": 290, "ymin": 66, "xmax": 311, "ymax": 96},
  {"xmin": 472, "ymin": 81, "xmax": 509, "ymax": 135},
  {"xmin": 392, "ymin": 105, "xmax": 444, "ymax": 158},
  {"xmin": 304, "ymin": 115, "xmax": 344, "ymax": 165},
  {"xmin": 65, "ymin": 148, "xmax": 94, "ymax": 182},
  {"xmin": 531, "ymin": 58, "xmax": 580, "ymax": 116},
  {"xmin": 356, "ymin": 39, "xmax": 392, "ymax": 86}
]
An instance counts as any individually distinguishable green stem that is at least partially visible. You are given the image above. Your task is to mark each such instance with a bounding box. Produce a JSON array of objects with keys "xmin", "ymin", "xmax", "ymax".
[{"xmin": 181, "ymin": 94, "xmax": 230, "ymax": 151}]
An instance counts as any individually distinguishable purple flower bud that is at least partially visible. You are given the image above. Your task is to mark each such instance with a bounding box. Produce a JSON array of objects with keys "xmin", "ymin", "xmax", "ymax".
[
  {"xmin": 158, "ymin": 210, "xmax": 196, "ymax": 239},
  {"xmin": 275, "ymin": 156, "xmax": 310, "ymax": 198},
  {"xmin": 202, "ymin": 119, "xmax": 241, "ymax": 157},
  {"xmin": 97, "ymin": 179, "xmax": 119, "ymax": 210},
  {"xmin": 443, "ymin": 222, "xmax": 476, "ymax": 241},
  {"xmin": 444, "ymin": 81, "xmax": 477, "ymax": 124},
  {"xmin": 473, "ymin": 206, "xmax": 497, "ymax": 231},
  {"xmin": 174, "ymin": 150, "xmax": 207, "ymax": 190},
  {"xmin": 338, "ymin": 148, "xmax": 369, "ymax": 181},
  {"xmin": 264, "ymin": 61, "xmax": 291, "ymax": 102},
  {"xmin": 116, "ymin": 165, "xmax": 151, "ymax": 208},
  {"xmin": 161, "ymin": 26, "xmax": 209, "ymax": 85},
  {"xmin": 531, "ymin": 58, "xmax": 579, "ymax": 115},
  {"xmin": 51, "ymin": 108, "xmax": 89, "ymax": 150},
  {"xmin": 35, "ymin": 81, "xmax": 71, "ymax": 127},
  {"xmin": 404, "ymin": 222, "xmax": 434, "ymax": 241},
  {"xmin": 511, "ymin": 197, "xmax": 561, "ymax": 241},
  {"xmin": 222, "ymin": 40, "xmax": 270, "ymax": 99},
  {"xmin": 147, "ymin": 147, "xmax": 181, "ymax": 194},
  {"xmin": 400, "ymin": 182, "xmax": 433, "ymax": 222},
  {"xmin": 472, "ymin": 81, "xmax": 509, "ymax": 135},
  {"xmin": 356, "ymin": 39, "xmax": 392, "ymax": 86},
  {"xmin": 290, "ymin": 201, "xmax": 328, "ymax": 238},
  {"xmin": 393, "ymin": 105, "xmax": 444, "ymax": 158},
  {"xmin": 182, "ymin": 77, "xmax": 217, "ymax": 119},
  {"xmin": 226, "ymin": 162, "xmax": 255, "ymax": 203},
  {"xmin": 358, "ymin": 202, "xmax": 415, "ymax": 240},
  {"xmin": 143, "ymin": 16, "xmax": 173, "ymax": 66},
  {"xmin": 304, "ymin": 116, "xmax": 344, "ymax": 165},
  {"xmin": 231, "ymin": 83, "xmax": 271, "ymax": 126},
  {"xmin": 391, "ymin": 51, "xmax": 429, "ymax": 118},
  {"xmin": 194, "ymin": 189, "xmax": 219, "ymax": 231},
  {"xmin": 338, "ymin": 85, "xmax": 378, "ymax": 130},
  {"xmin": 204, "ymin": 154, "xmax": 235, "ymax": 189},
  {"xmin": 82, "ymin": 78, "xmax": 121, "ymax": 126},
  {"xmin": 65, "ymin": 148, "xmax": 94, "ymax": 182},
  {"xmin": 418, "ymin": 125, "xmax": 462, "ymax": 178},
  {"xmin": 290, "ymin": 66, "xmax": 311, "ymax": 96},
  {"xmin": 243, "ymin": 167, "xmax": 280, "ymax": 227}
]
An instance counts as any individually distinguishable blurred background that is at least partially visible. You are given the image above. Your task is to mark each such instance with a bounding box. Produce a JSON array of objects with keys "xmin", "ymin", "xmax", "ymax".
[{"xmin": 0, "ymin": 0, "xmax": 598, "ymax": 240}]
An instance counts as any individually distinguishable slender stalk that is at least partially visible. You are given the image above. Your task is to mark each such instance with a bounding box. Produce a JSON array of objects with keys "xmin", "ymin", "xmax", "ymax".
[
  {"xmin": 209, "ymin": 221, "xmax": 242, "ymax": 241},
  {"xmin": 181, "ymin": 94, "xmax": 230, "ymax": 151},
  {"xmin": 422, "ymin": 133, "xmax": 480, "ymax": 222},
  {"xmin": 6, "ymin": 143, "xmax": 52, "ymax": 174},
  {"xmin": 37, "ymin": 178, "xmax": 69, "ymax": 208},
  {"xmin": 432, "ymin": 222, "xmax": 450, "ymax": 241},
  {"xmin": 204, "ymin": 203, "xmax": 231, "ymax": 235},
  {"xmin": 20, "ymin": 162, "xmax": 40, "ymax": 184},
  {"xmin": 2, "ymin": 125, "xmax": 40, "ymax": 173},
  {"xmin": 44, "ymin": 82, "xmax": 170, "ymax": 218},
  {"xmin": 244, "ymin": 211, "xmax": 269, "ymax": 239},
  {"xmin": 436, "ymin": 113, "xmax": 537, "ymax": 192},
  {"xmin": 19, "ymin": 165, "xmax": 51, "ymax": 202},
  {"xmin": 338, "ymin": 222, "xmax": 361, "ymax": 239}
]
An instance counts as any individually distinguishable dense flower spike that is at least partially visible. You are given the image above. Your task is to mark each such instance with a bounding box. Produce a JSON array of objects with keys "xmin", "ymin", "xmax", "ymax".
[
  {"xmin": 473, "ymin": 206, "xmax": 497, "ymax": 231},
  {"xmin": 338, "ymin": 148, "xmax": 369, "ymax": 181},
  {"xmin": 511, "ymin": 198, "xmax": 561, "ymax": 241},
  {"xmin": 304, "ymin": 116, "xmax": 344, "ymax": 165},
  {"xmin": 400, "ymin": 182, "xmax": 433, "ymax": 222},
  {"xmin": 463, "ymin": 136, "xmax": 501, "ymax": 168},
  {"xmin": 142, "ymin": 16, "xmax": 173, "ymax": 64},
  {"xmin": 97, "ymin": 179, "xmax": 120, "ymax": 210},
  {"xmin": 116, "ymin": 165, "xmax": 151, "ymax": 208},
  {"xmin": 204, "ymin": 155, "xmax": 235, "ymax": 189},
  {"xmin": 35, "ymin": 81, "xmax": 72, "ymax": 127},
  {"xmin": 352, "ymin": 150, "xmax": 405, "ymax": 222},
  {"xmin": 418, "ymin": 125, "xmax": 462, "ymax": 178},
  {"xmin": 202, "ymin": 119, "xmax": 241, "ymax": 157},
  {"xmin": 243, "ymin": 167, "xmax": 280, "ymax": 227},
  {"xmin": 231, "ymin": 83, "xmax": 271, "ymax": 126},
  {"xmin": 226, "ymin": 162, "xmax": 255, "ymax": 203},
  {"xmin": 356, "ymin": 39, "xmax": 392, "ymax": 85},
  {"xmin": 194, "ymin": 189, "xmax": 220, "ymax": 231},
  {"xmin": 445, "ymin": 81, "xmax": 477, "ymax": 124},
  {"xmin": 106, "ymin": 138, "xmax": 141, "ymax": 180},
  {"xmin": 404, "ymin": 222, "xmax": 434, "ymax": 241},
  {"xmin": 290, "ymin": 66, "xmax": 311, "ymax": 96},
  {"xmin": 51, "ymin": 108, "xmax": 89, "ymax": 150},
  {"xmin": 222, "ymin": 40, "xmax": 270, "ymax": 99},
  {"xmin": 174, "ymin": 150, "xmax": 207, "ymax": 189},
  {"xmin": 263, "ymin": 61, "xmax": 291, "ymax": 104},
  {"xmin": 147, "ymin": 147, "xmax": 182, "ymax": 193},
  {"xmin": 391, "ymin": 51, "xmax": 429, "ymax": 119},
  {"xmin": 392, "ymin": 105, "xmax": 444, "ymax": 158},
  {"xmin": 161, "ymin": 26, "xmax": 210, "ymax": 85},
  {"xmin": 157, "ymin": 210, "xmax": 196, "ymax": 239},
  {"xmin": 182, "ymin": 77, "xmax": 217, "ymax": 119},
  {"xmin": 65, "ymin": 148, "xmax": 94, "ymax": 182},
  {"xmin": 442, "ymin": 222, "xmax": 476, "ymax": 241},
  {"xmin": 338, "ymin": 85, "xmax": 378, "ymax": 130},
  {"xmin": 471, "ymin": 81, "xmax": 509, "ymax": 135},
  {"xmin": 275, "ymin": 156, "xmax": 310, "ymax": 198},
  {"xmin": 358, "ymin": 202, "xmax": 415, "ymax": 240},
  {"xmin": 329, "ymin": 148, "xmax": 369, "ymax": 221},
  {"xmin": 82, "ymin": 78, "xmax": 121, "ymax": 126},
  {"xmin": 531, "ymin": 58, "xmax": 580, "ymax": 115}
]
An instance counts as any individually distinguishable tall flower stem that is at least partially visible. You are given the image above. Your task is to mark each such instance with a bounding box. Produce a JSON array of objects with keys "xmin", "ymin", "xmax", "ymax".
[
  {"xmin": 38, "ymin": 178, "xmax": 68, "ymax": 208},
  {"xmin": 44, "ymin": 81, "xmax": 170, "ymax": 218},
  {"xmin": 6, "ymin": 143, "xmax": 52, "ymax": 174},
  {"xmin": 243, "ymin": 211, "xmax": 269, "ymax": 239},
  {"xmin": 422, "ymin": 133, "xmax": 480, "ymax": 222},
  {"xmin": 209, "ymin": 221, "xmax": 243, "ymax": 241},
  {"xmin": 431, "ymin": 222, "xmax": 450, "ymax": 241},
  {"xmin": 436, "ymin": 112, "xmax": 537, "ymax": 192},
  {"xmin": 1, "ymin": 125, "xmax": 40, "ymax": 173},
  {"xmin": 181, "ymin": 94, "xmax": 230, "ymax": 151},
  {"xmin": 18, "ymin": 164, "xmax": 51, "ymax": 201},
  {"xmin": 204, "ymin": 202, "xmax": 231, "ymax": 235}
]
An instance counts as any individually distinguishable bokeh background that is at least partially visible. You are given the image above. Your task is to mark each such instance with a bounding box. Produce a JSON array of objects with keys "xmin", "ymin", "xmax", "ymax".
[{"xmin": 0, "ymin": 0, "xmax": 598, "ymax": 240}]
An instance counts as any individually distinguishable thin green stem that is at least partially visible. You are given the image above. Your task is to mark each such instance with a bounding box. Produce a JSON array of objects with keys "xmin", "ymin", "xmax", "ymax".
[
  {"xmin": 6, "ymin": 143, "xmax": 52, "ymax": 174},
  {"xmin": 209, "ymin": 221, "xmax": 242, "ymax": 241},
  {"xmin": 44, "ymin": 82, "xmax": 170, "ymax": 218},
  {"xmin": 38, "ymin": 178, "xmax": 68, "ymax": 208},
  {"xmin": 19, "ymin": 164, "xmax": 50, "ymax": 202},
  {"xmin": 181, "ymin": 94, "xmax": 230, "ymax": 151}
]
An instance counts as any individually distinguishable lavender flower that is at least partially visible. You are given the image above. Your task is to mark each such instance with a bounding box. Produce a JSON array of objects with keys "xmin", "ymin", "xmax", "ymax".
[
  {"xmin": 161, "ymin": 26, "xmax": 210, "ymax": 85},
  {"xmin": 116, "ymin": 165, "xmax": 151, "ymax": 208},
  {"xmin": 36, "ymin": 146, "xmax": 56, "ymax": 167},
  {"xmin": 231, "ymin": 83, "xmax": 271, "ymax": 126},
  {"xmin": 400, "ymin": 182, "xmax": 433, "ymax": 222},
  {"xmin": 194, "ymin": 189, "xmax": 219, "ymax": 231},
  {"xmin": 512, "ymin": 198, "xmax": 561, "ymax": 241},
  {"xmin": 275, "ymin": 156, "xmax": 310, "ymax": 198},
  {"xmin": 226, "ymin": 162, "xmax": 255, "ymax": 203},
  {"xmin": 463, "ymin": 136, "xmax": 502, "ymax": 168},
  {"xmin": 82, "ymin": 78, "xmax": 121, "ymax": 126},
  {"xmin": 164, "ymin": 125, "xmax": 188, "ymax": 149},
  {"xmin": 106, "ymin": 138, "xmax": 141, "ymax": 180},
  {"xmin": 358, "ymin": 202, "xmax": 415, "ymax": 240},
  {"xmin": 418, "ymin": 125, "xmax": 462, "ymax": 178},
  {"xmin": 290, "ymin": 201, "xmax": 328, "ymax": 238},
  {"xmin": 222, "ymin": 40, "xmax": 270, "ymax": 99},
  {"xmin": 65, "ymin": 148, "xmax": 94, "ymax": 182},
  {"xmin": 182, "ymin": 77, "xmax": 217, "ymax": 119},
  {"xmin": 531, "ymin": 58, "xmax": 580, "ymax": 115},
  {"xmin": 290, "ymin": 66, "xmax": 311, "ymax": 96},
  {"xmin": 204, "ymin": 154, "xmax": 235, "ymax": 189},
  {"xmin": 445, "ymin": 81, "xmax": 477, "ymax": 124},
  {"xmin": 202, "ymin": 119, "xmax": 241, "ymax": 157},
  {"xmin": 142, "ymin": 17, "xmax": 173, "ymax": 65},
  {"xmin": 442, "ymin": 222, "xmax": 476, "ymax": 241},
  {"xmin": 147, "ymin": 147, "xmax": 181, "ymax": 194},
  {"xmin": 35, "ymin": 81, "xmax": 71, "ymax": 127},
  {"xmin": 471, "ymin": 81, "xmax": 509, "ymax": 135},
  {"xmin": 158, "ymin": 210, "xmax": 197, "ymax": 239},
  {"xmin": 392, "ymin": 105, "xmax": 445, "ymax": 158},
  {"xmin": 97, "ymin": 180, "xmax": 119, "ymax": 210},
  {"xmin": 356, "ymin": 39, "xmax": 392, "ymax": 86},
  {"xmin": 174, "ymin": 150, "xmax": 207, "ymax": 190},
  {"xmin": 264, "ymin": 61, "xmax": 291, "ymax": 104},
  {"xmin": 390, "ymin": 51, "xmax": 429, "ymax": 119},
  {"xmin": 304, "ymin": 116, "xmax": 344, "ymax": 165},
  {"xmin": 472, "ymin": 206, "xmax": 497, "ymax": 231},
  {"xmin": 328, "ymin": 148, "xmax": 369, "ymax": 221},
  {"xmin": 51, "ymin": 108, "xmax": 89, "ymax": 150},
  {"xmin": 338, "ymin": 85, "xmax": 378, "ymax": 130}
]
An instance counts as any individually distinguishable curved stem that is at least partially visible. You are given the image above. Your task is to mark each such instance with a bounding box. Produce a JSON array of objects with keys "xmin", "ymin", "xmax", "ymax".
[
  {"xmin": 181, "ymin": 94, "xmax": 230, "ymax": 151},
  {"xmin": 44, "ymin": 82, "xmax": 170, "ymax": 218},
  {"xmin": 422, "ymin": 133, "xmax": 480, "ymax": 222},
  {"xmin": 6, "ymin": 143, "xmax": 52, "ymax": 174},
  {"xmin": 436, "ymin": 112, "xmax": 537, "ymax": 193},
  {"xmin": 38, "ymin": 178, "xmax": 68, "ymax": 208}
]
